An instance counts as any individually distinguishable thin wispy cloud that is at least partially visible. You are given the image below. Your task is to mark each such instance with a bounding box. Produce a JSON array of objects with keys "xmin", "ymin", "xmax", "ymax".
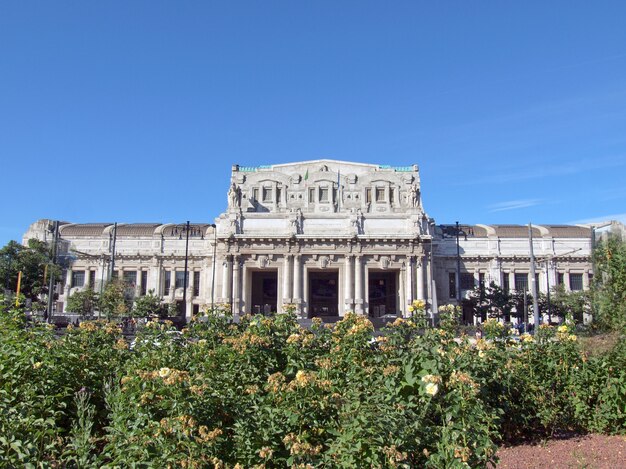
[
  {"xmin": 455, "ymin": 155, "xmax": 626, "ymax": 186},
  {"xmin": 488, "ymin": 199, "xmax": 542, "ymax": 212},
  {"xmin": 571, "ymin": 213, "xmax": 626, "ymax": 225}
]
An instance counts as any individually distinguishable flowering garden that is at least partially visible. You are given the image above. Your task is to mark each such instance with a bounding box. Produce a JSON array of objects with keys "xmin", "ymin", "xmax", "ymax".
[{"xmin": 1, "ymin": 300, "xmax": 625, "ymax": 468}]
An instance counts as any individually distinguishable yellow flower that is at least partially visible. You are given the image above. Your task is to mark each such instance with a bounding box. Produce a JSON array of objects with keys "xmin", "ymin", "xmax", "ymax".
[
  {"xmin": 32, "ymin": 361, "xmax": 43, "ymax": 369},
  {"xmin": 259, "ymin": 446, "xmax": 273, "ymax": 459},
  {"xmin": 557, "ymin": 325, "xmax": 569, "ymax": 333},
  {"xmin": 568, "ymin": 334, "xmax": 577, "ymax": 342}
]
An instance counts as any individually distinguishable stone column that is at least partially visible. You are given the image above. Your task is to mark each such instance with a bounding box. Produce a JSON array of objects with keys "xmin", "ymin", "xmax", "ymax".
[
  {"xmin": 282, "ymin": 254, "xmax": 292, "ymax": 304},
  {"xmin": 233, "ymin": 256, "xmax": 241, "ymax": 315},
  {"xmin": 344, "ymin": 255, "xmax": 353, "ymax": 313},
  {"xmin": 169, "ymin": 269, "xmax": 175, "ymax": 301},
  {"xmin": 406, "ymin": 256, "xmax": 414, "ymax": 305},
  {"xmin": 354, "ymin": 255, "xmax": 364, "ymax": 315},
  {"xmin": 221, "ymin": 256, "xmax": 231, "ymax": 302},
  {"xmin": 84, "ymin": 268, "xmax": 91, "ymax": 289},
  {"xmin": 293, "ymin": 255, "xmax": 302, "ymax": 316},
  {"xmin": 65, "ymin": 268, "xmax": 73, "ymax": 294},
  {"xmin": 135, "ymin": 269, "xmax": 143, "ymax": 296},
  {"xmin": 416, "ymin": 256, "xmax": 425, "ymax": 300}
]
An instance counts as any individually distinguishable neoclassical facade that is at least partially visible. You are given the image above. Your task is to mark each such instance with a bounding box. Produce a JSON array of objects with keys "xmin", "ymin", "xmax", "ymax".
[{"xmin": 23, "ymin": 159, "xmax": 599, "ymax": 322}]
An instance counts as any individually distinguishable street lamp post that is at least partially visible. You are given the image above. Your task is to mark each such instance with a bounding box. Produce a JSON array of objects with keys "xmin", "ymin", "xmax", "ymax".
[
  {"xmin": 170, "ymin": 222, "xmax": 204, "ymax": 323},
  {"xmin": 210, "ymin": 224, "xmax": 217, "ymax": 312},
  {"xmin": 45, "ymin": 221, "xmax": 59, "ymax": 323}
]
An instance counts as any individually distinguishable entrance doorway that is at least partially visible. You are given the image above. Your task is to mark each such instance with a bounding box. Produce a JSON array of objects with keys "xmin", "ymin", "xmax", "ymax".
[
  {"xmin": 368, "ymin": 271, "xmax": 397, "ymax": 317},
  {"xmin": 250, "ymin": 271, "xmax": 278, "ymax": 315},
  {"xmin": 308, "ymin": 271, "xmax": 339, "ymax": 318}
]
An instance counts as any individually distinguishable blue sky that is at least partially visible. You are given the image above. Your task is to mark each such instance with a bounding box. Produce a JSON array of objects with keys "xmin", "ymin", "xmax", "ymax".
[{"xmin": 1, "ymin": 1, "xmax": 626, "ymax": 246}]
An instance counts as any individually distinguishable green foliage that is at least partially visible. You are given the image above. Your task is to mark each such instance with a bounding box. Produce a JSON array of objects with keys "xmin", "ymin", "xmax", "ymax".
[
  {"xmin": 465, "ymin": 282, "xmax": 516, "ymax": 322},
  {"xmin": 98, "ymin": 280, "xmax": 131, "ymax": 319},
  {"xmin": 0, "ymin": 239, "xmax": 59, "ymax": 302},
  {"xmin": 132, "ymin": 289, "xmax": 173, "ymax": 318},
  {"xmin": 1, "ymin": 299, "xmax": 626, "ymax": 467},
  {"xmin": 66, "ymin": 287, "xmax": 98, "ymax": 316},
  {"xmin": 592, "ymin": 234, "xmax": 626, "ymax": 331}
]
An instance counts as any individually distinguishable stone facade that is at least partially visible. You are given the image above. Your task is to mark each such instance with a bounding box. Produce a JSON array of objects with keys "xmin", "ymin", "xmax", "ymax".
[{"xmin": 23, "ymin": 159, "xmax": 602, "ymax": 323}]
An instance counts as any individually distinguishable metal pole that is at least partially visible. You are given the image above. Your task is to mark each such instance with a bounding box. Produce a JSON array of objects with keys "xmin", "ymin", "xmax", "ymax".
[
  {"xmin": 46, "ymin": 221, "xmax": 59, "ymax": 322},
  {"xmin": 456, "ymin": 221, "xmax": 461, "ymax": 303},
  {"xmin": 529, "ymin": 223, "xmax": 540, "ymax": 329},
  {"xmin": 109, "ymin": 222, "xmax": 117, "ymax": 281},
  {"xmin": 211, "ymin": 224, "xmax": 217, "ymax": 312},
  {"xmin": 182, "ymin": 221, "xmax": 190, "ymax": 323},
  {"xmin": 546, "ymin": 260, "xmax": 551, "ymax": 324}
]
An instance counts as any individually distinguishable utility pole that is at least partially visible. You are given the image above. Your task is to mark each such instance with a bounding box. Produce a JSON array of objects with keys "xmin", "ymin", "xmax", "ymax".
[
  {"xmin": 45, "ymin": 220, "xmax": 59, "ymax": 322},
  {"xmin": 456, "ymin": 221, "xmax": 461, "ymax": 303},
  {"xmin": 109, "ymin": 222, "xmax": 117, "ymax": 281},
  {"xmin": 210, "ymin": 223, "xmax": 217, "ymax": 312},
  {"xmin": 529, "ymin": 223, "xmax": 540, "ymax": 330},
  {"xmin": 182, "ymin": 221, "xmax": 190, "ymax": 323}
]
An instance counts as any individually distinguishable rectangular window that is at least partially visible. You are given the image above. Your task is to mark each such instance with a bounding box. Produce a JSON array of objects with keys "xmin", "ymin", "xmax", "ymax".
[
  {"xmin": 71, "ymin": 270, "xmax": 85, "ymax": 288},
  {"xmin": 164, "ymin": 271, "xmax": 171, "ymax": 294},
  {"xmin": 557, "ymin": 273, "xmax": 565, "ymax": 285},
  {"xmin": 111, "ymin": 270, "xmax": 119, "ymax": 281},
  {"xmin": 193, "ymin": 272, "xmax": 200, "ymax": 296},
  {"xmin": 123, "ymin": 270, "xmax": 137, "ymax": 287},
  {"xmin": 175, "ymin": 271, "xmax": 187, "ymax": 289},
  {"xmin": 262, "ymin": 187, "xmax": 272, "ymax": 202},
  {"xmin": 569, "ymin": 273, "xmax": 583, "ymax": 291},
  {"xmin": 448, "ymin": 272, "xmax": 456, "ymax": 298},
  {"xmin": 515, "ymin": 273, "xmax": 528, "ymax": 292},
  {"xmin": 308, "ymin": 187, "xmax": 315, "ymax": 203},
  {"xmin": 141, "ymin": 271, "xmax": 148, "ymax": 296},
  {"xmin": 319, "ymin": 187, "xmax": 329, "ymax": 202},
  {"xmin": 389, "ymin": 188, "xmax": 394, "ymax": 205},
  {"xmin": 252, "ymin": 188, "xmax": 259, "ymax": 201},
  {"xmin": 375, "ymin": 187, "xmax": 385, "ymax": 202},
  {"xmin": 365, "ymin": 188, "xmax": 372, "ymax": 204},
  {"xmin": 88, "ymin": 270, "xmax": 96, "ymax": 288},
  {"xmin": 460, "ymin": 273, "xmax": 474, "ymax": 290},
  {"xmin": 503, "ymin": 273, "xmax": 510, "ymax": 292},
  {"xmin": 479, "ymin": 272, "xmax": 486, "ymax": 290}
]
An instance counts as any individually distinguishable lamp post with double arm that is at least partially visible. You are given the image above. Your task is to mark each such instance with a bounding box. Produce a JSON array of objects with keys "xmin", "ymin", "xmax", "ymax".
[{"xmin": 169, "ymin": 222, "xmax": 204, "ymax": 324}]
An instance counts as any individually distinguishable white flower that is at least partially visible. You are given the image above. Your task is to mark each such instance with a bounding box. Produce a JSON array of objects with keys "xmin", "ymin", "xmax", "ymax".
[
  {"xmin": 158, "ymin": 367, "xmax": 171, "ymax": 378},
  {"xmin": 425, "ymin": 382, "xmax": 439, "ymax": 396}
]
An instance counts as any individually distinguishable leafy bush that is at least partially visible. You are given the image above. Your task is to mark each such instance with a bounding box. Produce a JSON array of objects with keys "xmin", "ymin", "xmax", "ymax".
[{"xmin": 1, "ymin": 298, "xmax": 625, "ymax": 468}]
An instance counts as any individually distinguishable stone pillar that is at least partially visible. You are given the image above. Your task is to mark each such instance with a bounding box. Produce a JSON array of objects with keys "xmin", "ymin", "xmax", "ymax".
[
  {"xmin": 83, "ymin": 268, "xmax": 91, "ymax": 289},
  {"xmin": 293, "ymin": 255, "xmax": 302, "ymax": 316},
  {"xmin": 344, "ymin": 255, "xmax": 353, "ymax": 313},
  {"xmin": 169, "ymin": 269, "xmax": 175, "ymax": 301},
  {"xmin": 65, "ymin": 268, "xmax": 73, "ymax": 293},
  {"xmin": 406, "ymin": 256, "xmax": 414, "ymax": 305},
  {"xmin": 282, "ymin": 255, "xmax": 292, "ymax": 303},
  {"xmin": 354, "ymin": 255, "xmax": 364, "ymax": 315},
  {"xmin": 233, "ymin": 256, "xmax": 241, "ymax": 315},
  {"xmin": 416, "ymin": 256, "xmax": 425, "ymax": 300},
  {"xmin": 222, "ymin": 256, "xmax": 231, "ymax": 302},
  {"xmin": 135, "ymin": 269, "xmax": 142, "ymax": 296}
]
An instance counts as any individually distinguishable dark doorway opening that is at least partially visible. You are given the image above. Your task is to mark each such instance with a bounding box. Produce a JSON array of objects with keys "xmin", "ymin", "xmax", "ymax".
[
  {"xmin": 368, "ymin": 271, "xmax": 397, "ymax": 317},
  {"xmin": 308, "ymin": 271, "xmax": 339, "ymax": 318},
  {"xmin": 251, "ymin": 271, "xmax": 278, "ymax": 315}
]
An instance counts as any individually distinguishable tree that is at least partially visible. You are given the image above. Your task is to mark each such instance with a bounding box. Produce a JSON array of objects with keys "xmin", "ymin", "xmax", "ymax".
[
  {"xmin": 465, "ymin": 282, "xmax": 515, "ymax": 322},
  {"xmin": 592, "ymin": 234, "xmax": 626, "ymax": 331},
  {"xmin": 98, "ymin": 280, "xmax": 131, "ymax": 319},
  {"xmin": 66, "ymin": 287, "xmax": 98, "ymax": 316},
  {"xmin": 132, "ymin": 289, "xmax": 174, "ymax": 318},
  {"xmin": 0, "ymin": 239, "xmax": 60, "ymax": 303}
]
